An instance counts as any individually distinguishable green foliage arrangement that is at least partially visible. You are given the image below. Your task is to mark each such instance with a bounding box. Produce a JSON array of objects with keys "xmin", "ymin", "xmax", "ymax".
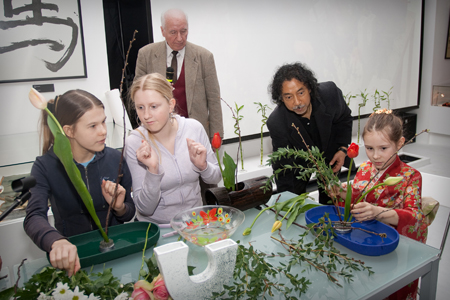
[
  {"xmin": 264, "ymin": 144, "xmax": 341, "ymax": 206},
  {"xmin": 212, "ymin": 221, "xmax": 374, "ymax": 299},
  {"xmin": 11, "ymin": 266, "xmax": 133, "ymax": 299}
]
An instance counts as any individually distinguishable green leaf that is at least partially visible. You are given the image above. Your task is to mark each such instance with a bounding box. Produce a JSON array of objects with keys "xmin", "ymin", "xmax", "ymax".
[
  {"xmin": 222, "ymin": 151, "xmax": 237, "ymax": 191},
  {"xmin": 47, "ymin": 113, "xmax": 109, "ymax": 242},
  {"xmin": 286, "ymin": 202, "xmax": 302, "ymax": 229},
  {"xmin": 298, "ymin": 203, "xmax": 321, "ymax": 214},
  {"xmin": 274, "ymin": 195, "xmax": 301, "ymax": 213},
  {"xmin": 0, "ymin": 287, "xmax": 15, "ymax": 300},
  {"xmin": 344, "ymin": 159, "xmax": 354, "ymax": 222}
]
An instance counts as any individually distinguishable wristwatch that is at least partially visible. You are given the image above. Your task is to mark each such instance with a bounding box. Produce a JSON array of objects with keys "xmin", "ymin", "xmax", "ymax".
[{"xmin": 337, "ymin": 147, "xmax": 347, "ymax": 155}]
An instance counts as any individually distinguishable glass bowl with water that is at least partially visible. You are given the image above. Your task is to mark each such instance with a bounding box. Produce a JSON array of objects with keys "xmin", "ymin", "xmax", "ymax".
[{"xmin": 170, "ymin": 205, "xmax": 245, "ymax": 246}]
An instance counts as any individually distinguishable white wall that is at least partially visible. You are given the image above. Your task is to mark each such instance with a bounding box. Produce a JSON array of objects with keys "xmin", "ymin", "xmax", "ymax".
[
  {"xmin": 0, "ymin": 0, "xmax": 110, "ymax": 137},
  {"xmin": 152, "ymin": 0, "xmax": 423, "ymax": 139},
  {"xmin": 412, "ymin": 0, "xmax": 450, "ymax": 145}
]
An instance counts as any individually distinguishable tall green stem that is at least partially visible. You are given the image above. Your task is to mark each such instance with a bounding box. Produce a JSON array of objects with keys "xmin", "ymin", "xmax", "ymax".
[
  {"xmin": 279, "ymin": 198, "xmax": 301, "ymax": 222},
  {"xmin": 260, "ymin": 125, "xmax": 264, "ymax": 165},
  {"xmin": 244, "ymin": 205, "xmax": 274, "ymax": 233},
  {"xmin": 343, "ymin": 159, "xmax": 353, "ymax": 222},
  {"xmin": 215, "ymin": 150, "xmax": 224, "ymax": 174},
  {"xmin": 348, "ymin": 182, "xmax": 386, "ymax": 222}
]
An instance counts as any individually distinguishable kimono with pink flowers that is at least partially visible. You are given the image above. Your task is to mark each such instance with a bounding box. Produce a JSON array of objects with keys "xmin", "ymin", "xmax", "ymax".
[{"xmin": 351, "ymin": 155, "xmax": 427, "ymax": 300}]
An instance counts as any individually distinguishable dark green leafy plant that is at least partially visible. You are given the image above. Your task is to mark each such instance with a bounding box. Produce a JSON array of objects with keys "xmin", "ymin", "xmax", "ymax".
[
  {"xmin": 212, "ymin": 225, "xmax": 373, "ymax": 299},
  {"xmin": 210, "ymin": 242, "xmax": 312, "ymax": 299},
  {"xmin": 11, "ymin": 267, "xmax": 133, "ymax": 299},
  {"xmin": 279, "ymin": 215, "xmax": 374, "ymax": 287},
  {"xmin": 264, "ymin": 144, "xmax": 341, "ymax": 206}
]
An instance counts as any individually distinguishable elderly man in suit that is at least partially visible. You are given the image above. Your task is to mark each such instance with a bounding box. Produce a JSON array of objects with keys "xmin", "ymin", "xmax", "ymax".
[
  {"xmin": 267, "ymin": 62, "xmax": 353, "ymax": 204},
  {"xmin": 135, "ymin": 8, "xmax": 223, "ymax": 139}
]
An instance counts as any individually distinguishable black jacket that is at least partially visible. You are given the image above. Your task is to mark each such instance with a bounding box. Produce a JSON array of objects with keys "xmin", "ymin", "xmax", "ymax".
[
  {"xmin": 24, "ymin": 147, "xmax": 136, "ymax": 253},
  {"xmin": 267, "ymin": 81, "xmax": 352, "ymax": 196}
]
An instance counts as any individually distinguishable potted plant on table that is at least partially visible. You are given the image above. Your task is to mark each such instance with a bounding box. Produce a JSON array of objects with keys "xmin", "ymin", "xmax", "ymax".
[
  {"xmin": 205, "ymin": 99, "xmax": 273, "ymax": 211},
  {"xmin": 206, "ymin": 129, "xmax": 273, "ymax": 211}
]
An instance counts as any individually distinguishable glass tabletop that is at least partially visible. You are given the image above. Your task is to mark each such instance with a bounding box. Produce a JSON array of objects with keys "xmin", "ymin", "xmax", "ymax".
[{"xmin": 14, "ymin": 192, "xmax": 440, "ymax": 299}]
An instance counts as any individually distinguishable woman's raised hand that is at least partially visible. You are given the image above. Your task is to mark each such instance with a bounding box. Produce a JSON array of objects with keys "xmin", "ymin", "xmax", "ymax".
[
  {"xmin": 136, "ymin": 140, "xmax": 159, "ymax": 173},
  {"xmin": 187, "ymin": 138, "xmax": 207, "ymax": 171}
]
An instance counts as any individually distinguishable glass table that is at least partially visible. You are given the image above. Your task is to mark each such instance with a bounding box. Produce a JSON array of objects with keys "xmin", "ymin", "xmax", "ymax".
[{"xmin": 14, "ymin": 192, "xmax": 440, "ymax": 299}]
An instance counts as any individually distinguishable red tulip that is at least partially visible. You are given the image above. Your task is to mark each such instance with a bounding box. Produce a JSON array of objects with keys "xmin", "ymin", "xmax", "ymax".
[
  {"xmin": 211, "ymin": 132, "xmax": 222, "ymax": 150},
  {"xmin": 347, "ymin": 143, "xmax": 359, "ymax": 159}
]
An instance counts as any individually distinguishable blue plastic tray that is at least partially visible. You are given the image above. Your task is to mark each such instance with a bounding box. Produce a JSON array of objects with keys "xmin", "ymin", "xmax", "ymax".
[{"xmin": 305, "ymin": 206, "xmax": 399, "ymax": 256}]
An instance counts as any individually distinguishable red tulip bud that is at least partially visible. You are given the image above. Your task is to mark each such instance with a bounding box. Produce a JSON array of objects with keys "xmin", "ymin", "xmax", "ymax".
[
  {"xmin": 211, "ymin": 132, "xmax": 222, "ymax": 150},
  {"xmin": 347, "ymin": 143, "xmax": 359, "ymax": 159}
]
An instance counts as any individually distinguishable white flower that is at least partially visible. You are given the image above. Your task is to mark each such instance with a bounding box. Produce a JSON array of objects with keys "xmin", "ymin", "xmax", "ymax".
[
  {"xmin": 114, "ymin": 292, "xmax": 130, "ymax": 300},
  {"xmin": 70, "ymin": 286, "xmax": 89, "ymax": 300},
  {"xmin": 53, "ymin": 282, "xmax": 71, "ymax": 298},
  {"xmin": 38, "ymin": 292, "xmax": 52, "ymax": 300},
  {"xmin": 54, "ymin": 290, "xmax": 74, "ymax": 300},
  {"xmin": 87, "ymin": 293, "xmax": 101, "ymax": 300}
]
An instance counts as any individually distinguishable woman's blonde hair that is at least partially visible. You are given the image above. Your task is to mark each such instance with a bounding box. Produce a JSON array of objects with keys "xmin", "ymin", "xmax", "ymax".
[
  {"xmin": 129, "ymin": 73, "xmax": 174, "ymax": 107},
  {"xmin": 129, "ymin": 73, "xmax": 176, "ymax": 162}
]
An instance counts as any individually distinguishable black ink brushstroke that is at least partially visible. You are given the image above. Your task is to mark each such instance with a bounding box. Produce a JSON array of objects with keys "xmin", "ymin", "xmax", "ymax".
[
  {"xmin": 3, "ymin": 0, "xmax": 59, "ymax": 19},
  {"xmin": 0, "ymin": 39, "xmax": 64, "ymax": 53},
  {"xmin": 1, "ymin": 0, "xmax": 79, "ymax": 72}
]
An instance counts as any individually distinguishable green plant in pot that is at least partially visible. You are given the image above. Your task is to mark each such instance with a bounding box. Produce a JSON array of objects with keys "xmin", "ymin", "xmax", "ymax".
[
  {"xmin": 211, "ymin": 132, "xmax": 237, "ymax": 192},
  {"xmin": 205, "ymin": 100, "xmax": 273, "ymax": 211},
  {"xmin": 264, "ymin": 124, "xmax": 405, "ymax": 230}
]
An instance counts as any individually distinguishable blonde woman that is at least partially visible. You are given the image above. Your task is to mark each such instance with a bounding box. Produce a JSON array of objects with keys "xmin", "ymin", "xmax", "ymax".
[{"xmin": 125, "ymin": 73, "xmax": 221, "ymax": 224}]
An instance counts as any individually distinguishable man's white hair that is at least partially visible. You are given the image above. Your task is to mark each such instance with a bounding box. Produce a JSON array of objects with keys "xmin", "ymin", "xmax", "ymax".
[{"xmin": 161, "ymin": 8, "xmax": 188, "ymax": 29}]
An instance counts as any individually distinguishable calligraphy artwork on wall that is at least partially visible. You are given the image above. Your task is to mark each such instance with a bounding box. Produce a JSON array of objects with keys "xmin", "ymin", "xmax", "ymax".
[{"xmin": 0, "ymin": 0, "xmax": 87, "ymax": 83}]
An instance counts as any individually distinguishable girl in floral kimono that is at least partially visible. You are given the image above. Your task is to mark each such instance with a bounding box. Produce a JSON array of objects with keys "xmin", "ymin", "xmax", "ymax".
[{"xmin": 349, "ymin": 109, "xmax": 427, "ymax": 300}]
